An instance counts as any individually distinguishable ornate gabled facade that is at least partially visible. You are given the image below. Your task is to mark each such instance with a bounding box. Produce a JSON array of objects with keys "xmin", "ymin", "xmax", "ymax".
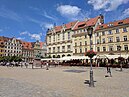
[
  {"xmin": 95, "ymin": 17, "xmax": 129, "ymax": 55},
  {"xmin": 46, "ymin": 21, "xmax": 79, "ymax": 58},
  {"xmin": 3, "ymin": 37, "xmax": 22, "ymax": 57},
  {"xmin": 0, "ymin": 36, "xmax": 47, "ymax": 62}
]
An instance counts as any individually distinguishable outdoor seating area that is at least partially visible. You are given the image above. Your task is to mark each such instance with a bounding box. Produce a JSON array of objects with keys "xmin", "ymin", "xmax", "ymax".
[{"xmin": 40, "ymin": 54, "xmax": 129, "ymax": 68}]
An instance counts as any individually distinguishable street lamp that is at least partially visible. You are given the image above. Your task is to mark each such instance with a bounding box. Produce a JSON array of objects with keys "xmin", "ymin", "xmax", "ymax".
[
  {"xmin": 118, "ymin": 45, "xmax": 122, "ymax": 71},
  {"xmin": 87, "ymin": 26, "xmax": 94, "ymax": 87}
]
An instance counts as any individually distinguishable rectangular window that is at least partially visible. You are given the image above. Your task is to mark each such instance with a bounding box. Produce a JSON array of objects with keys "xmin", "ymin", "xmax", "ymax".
[
  {"xmin": 108, "ymin": 30, "xmax": 112, "ymax": 34},
  {"xmin": 53, "ymin": 35, "xmax": 55, "ymax": 42},
  {"xmin": 62, "ymin": 46, "xmax": 65, "ymax": 52},
  {"xmin": 97, "ymin": 47, "xmax": 100, "ymax": 52},
  {"xmin": 75, "ymin": 49, "xmax": 77, "ymax": 53},
  {"xmin": 96, "ymin": 32, "xmax": 99, "ymax": 36},
  {"xmin": 80, "ymin": 42, "xmax": 82, "ymax": 46},
  {"xmin": 124, "ymin": 45, "xmax": 128, "ymax": 51},
  {"xmin": 117, "ymin": 46, "xmax": 121, "ymax": 51},
  {"xmin": 49, "ymin": 36, "xmax": 51, "ymax": 42},
  {"xmin": 85, "ymin": 41, "xmax": 87, "ymax": 45},
  {"xmin": 85, "ymin": 35, "xmax": 87, "ymax": 38},
  {"xmin": 68, "ymin": 32, "xmax": 70, "ymax": 40},
  {"xmin": 67, "ymin": 45, "xmax": 71, "ymax": 51},
  {"xmin": 123, "ymin": 27, "xmax": 127, "ymax": 32},
  {"xmin": 85, "ymin": 48, "xmax": 87, "ymax": 52},
  {"xmin": 75, "ymin": 43, "xmax": 77, "ymax": 46},
  {"xmin": 116, "ymin": 28, "xmax": 119, "ymax": 33},
  {"xmin": 103, "ymin": 47, "xmax": 106, "ymax": 51},
  {"xmin": 80, "ymin": 48, "xmax": 82, "ymax": 53},
  {"xmin": 108, "ymin": 37, "xmax": 113, "ymax": 43},
  {"xmin": 123, "ymin": 36, "xmax": 127, "ymax": 41},
  {"xmin": 63, "ymin": 33, "xmax": 65, "ymax": 40},
  {"xmin": 57, "ymin": 47, "xmax": 60, "ymax": 52},
  {"xmin": 97, "ymin": 39, "xmax": 100, "ymax": 44},
  {"xmin": 102, "ymin": 31, "xmax": 105, "ymax": 35},
  {"xmin": 57, "ymin": 34, "xmax": 60, "ymax": 41},
  {"xmin": 102, "ymin": 38, "xmax": 105, "ymax": 43},
  {"xmin": 53, "ymin": 47, "xmax": 55, "ymax": 52},
  {"xmin": 116, "ymin": 37, "xmax": 120, "ymax": 42},
  {"xmin": 109, "ymin": 46, "xmax": 113, "ymax": 51},
  {"xmin": 91, "ymin": 40, "xmax": 93, "ymax": 45}
]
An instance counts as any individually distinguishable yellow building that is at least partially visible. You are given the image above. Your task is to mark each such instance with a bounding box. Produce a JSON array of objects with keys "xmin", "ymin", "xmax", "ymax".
[
  {"xmin": 95, "ymin": 18, "xmax": 129, "ymax": 55},
  {"xmin": 0, "ymin": 41, "xmax": 4, "ymax": 57},
  {"xmin": 72, "ymin": 15, "xmax": 104, "ymax": 56}
]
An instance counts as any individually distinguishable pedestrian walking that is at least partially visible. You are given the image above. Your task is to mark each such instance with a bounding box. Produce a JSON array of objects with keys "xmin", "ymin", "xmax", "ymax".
[
  {"xmin": 106, "ymin": 62, "xmax": 112, "ymax": 77},
  {"xmin": 46, "ymin": 62, "xmax": 49, "ymax": 70}
]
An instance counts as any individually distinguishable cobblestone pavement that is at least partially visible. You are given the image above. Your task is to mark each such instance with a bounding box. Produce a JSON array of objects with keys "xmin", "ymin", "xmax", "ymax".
[{"xmin": 0, "ymin": 66, "xmax": 129, "ymax": 97}]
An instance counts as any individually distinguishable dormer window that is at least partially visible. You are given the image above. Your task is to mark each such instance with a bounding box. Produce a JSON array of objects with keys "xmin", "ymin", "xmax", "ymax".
[
  {"xmin": 108, "ymin": 24, "xmax": 113, "ymax": 27},
  {"xmin": 99, "ymin": 26, "xmax": 103, "ymax": 28},
  {"xmin": 78, "ymin": 24, "xmax": 85, "ymax": 28},
  {"xmin": 118, "ymin": 22, "xmax": 123, "ymax": 24}
]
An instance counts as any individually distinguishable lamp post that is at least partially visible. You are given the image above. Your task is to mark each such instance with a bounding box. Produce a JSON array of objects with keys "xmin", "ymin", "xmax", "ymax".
[
  {"xmin": 118, "ymin": 45, "xmax": 122, "ymax": 71},
  {"xmin": 87, "ymin": 27, "xmax": 94, "ymax": 87}
]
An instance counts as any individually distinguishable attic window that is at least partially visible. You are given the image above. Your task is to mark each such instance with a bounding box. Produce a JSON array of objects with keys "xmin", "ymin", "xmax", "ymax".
[
  {"xmin": 108, "ymin": 24, "xmax": 113, "ymax": 27},
  {"xmin": 99, "ymin": 26, "xmax": 103, "ymax": 28},
  {"xmin": 78, "ymin": 24, "xmax": 85, "ymax": 28},
  {"xmin": 118, "ymin": 22, "xmax": 123, "ymax": 24}
]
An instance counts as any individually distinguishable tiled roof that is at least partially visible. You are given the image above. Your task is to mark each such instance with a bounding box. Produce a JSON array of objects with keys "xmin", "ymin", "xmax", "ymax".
[
  {"xmin": 0, "ymin": 36, "xmax": 10, "ymax": 42},
  {"xmin": 40, "ymin": 42, "xmax": 44, "ymax": 48},
  {"xmin": 50, "ymin": 21, "xmax": 78, "ymax": 32},
  {"xmin": 73, "ymin": 16, "xmax": 101, "ymax": 30},
  {"xmin": 21, "ymin": 41, "xmax": 33, "ymax": 49},
  {"xmin": 96, "ymin": 18, "xmax": 129, "ymax": 31}
]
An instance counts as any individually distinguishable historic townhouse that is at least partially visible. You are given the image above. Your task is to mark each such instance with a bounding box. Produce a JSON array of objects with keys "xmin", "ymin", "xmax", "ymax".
[
  {"xmin": 95, "ymin": 18, "xmax": 129, "ymax": 55},
  {"xmin": 32, "ymin": 40, "xmax": 47, "ymax": 59},
  {"xmin": 72, "ymin": 15, "xmax": 104, "ymax": 56},
  {"xmin": 46, "ymin": 21, "xmax": 78, "ymax": 58},
  {"xmin": 21, "ymin": 41, "xmax": 34, "ymax": 63},
  {"xmin": 3, "ymin": 37, "xmax": 22, "ymax": 57},
  {"xmin": 40, "ymin": 42, "xmax": 47, "ymax": 58},
  {"xmin": 0, "ymin": 38, "xmax": 5, "ymax": 57}
]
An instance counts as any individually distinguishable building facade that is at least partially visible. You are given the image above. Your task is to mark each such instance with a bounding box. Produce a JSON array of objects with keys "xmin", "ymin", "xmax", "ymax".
[
  {"xmin": 46, "ymin": 15, "xmax": 129, "ymax": 57},
  {"xmin": 0, "ymin": 36, "xmax": 47, "ymax": 63},
  {"xmin": 95, "ymin": 18, "xmax": 129, "ymax": 55},
  {"xmin": 4, "ymin": 37, "xmax": 22, "ymax": 57},
  {"xmin": 72, "ymin": 15, "xmax": 104, "ymax": 56},
  {"xmin": 21, "ymin": 41, "xmax": 34, "ymax": 63},
  {"xmin": 46, "ymin": 15, "xmax": 104, "ymax": 57},
  {"xmin": 46, "ymin": 21, "xmax": 78, "ymax": 58}
]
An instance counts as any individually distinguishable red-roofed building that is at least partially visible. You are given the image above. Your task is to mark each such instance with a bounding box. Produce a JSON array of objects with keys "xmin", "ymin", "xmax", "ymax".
[
  {"xmin": 46, "ymin": 15, "xmax": 104, "ymax": 57},
  {"xmin": 21, "ymin": 41, "xmax": 34, "ymax": 63},
  {"xmin": 95, "ymin": 17, "xmax": 129, "ymax": 55}
]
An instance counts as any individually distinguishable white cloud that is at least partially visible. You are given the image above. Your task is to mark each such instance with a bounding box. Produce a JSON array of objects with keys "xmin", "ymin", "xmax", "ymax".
[
  {"xmin": 20, "ymin": 31, "xmax": 29, "ymax": 35},
  {"xmin": 88, "ymin": 0, "xmax": 129, "ymax": 11},
  {"xmin": 40, "ymin": 23, "xmax": 54, "ymax": 31},
  {"xmin": 57, "ymin": 4, "xmax": 90, "ymax": 21},
  {"xmin": 17, "ymin": 37, "xmax": 25, "ymax": 40},
  {"xmin": 43, "ymin": 11, "xmax": 57, "ymax": 21},
  {"xmin": 0, "ymin": 7, "xmax": 23, "ymax": 22},
  {"xmin": 20, "ymin": 31, "xmax": 42, "ymax": 41},
  {"xmin": 57, "ymin": 5, "xmax": 81, "ymax": 16},
  {"xmin": 120, "ymin": 8, "xmax": 129, "ymax": 19},
  {"xmin": 123, "ymin": 8, "xmax": 129, "ymax": 17},
  {"xmin": 28, "ymin": 33, "xmax": 42, "ymax": 41}
]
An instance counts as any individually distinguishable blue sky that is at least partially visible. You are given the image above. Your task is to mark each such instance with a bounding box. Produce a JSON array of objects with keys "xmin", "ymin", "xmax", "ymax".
[{"xmin": 0, "ymin": 0, "xmax": 129, "ymax": 42}]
